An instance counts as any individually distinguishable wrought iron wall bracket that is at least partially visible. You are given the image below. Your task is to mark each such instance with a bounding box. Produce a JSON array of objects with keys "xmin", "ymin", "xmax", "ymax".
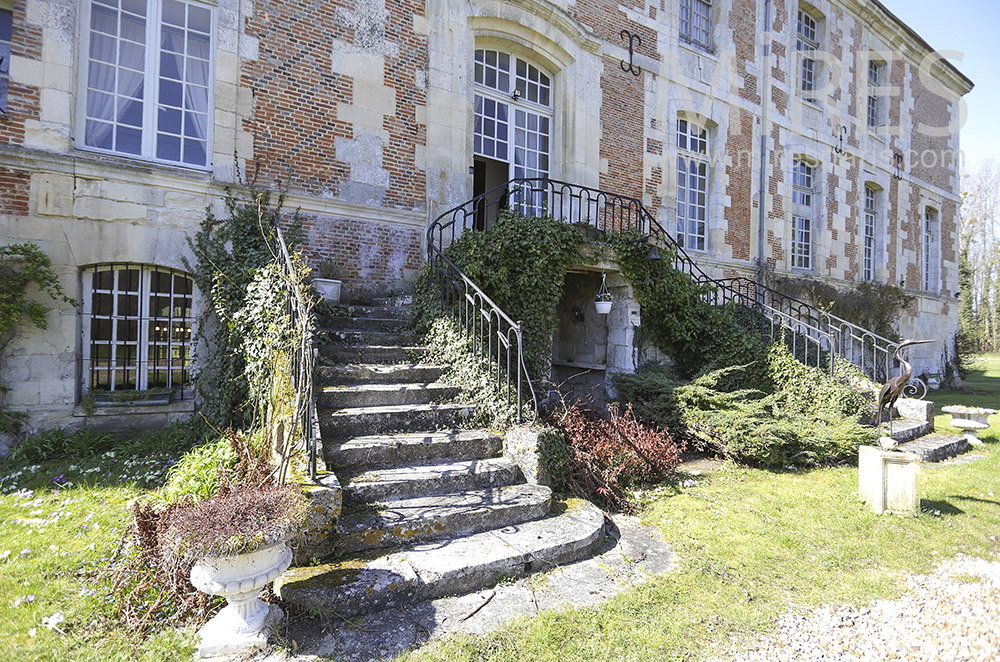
[
  {"xmin": 620, "ymin": 30, "xmax": 641, "ymax": 76},
  {"xmin": 892, "ymin": 152, "xmax": 904, "ymax": 181},
  {"xmin": 834, "ymin": 125, "xmax": 847, "ymax": 155}
]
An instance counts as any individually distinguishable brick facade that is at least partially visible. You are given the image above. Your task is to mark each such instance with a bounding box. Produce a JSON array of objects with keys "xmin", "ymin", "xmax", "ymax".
[{"xmin": 0, "ymin": 0, "xmax": 973, "ymax": 433}]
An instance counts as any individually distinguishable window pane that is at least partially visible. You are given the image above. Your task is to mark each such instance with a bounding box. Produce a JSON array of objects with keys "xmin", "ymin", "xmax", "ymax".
[
  {"xmin": 162, "ymin": 0, "xmax": 185, "ymax": 27},
  {"xmin": 91, "ymin": 5, "xmax": 119, "ymax": 36},
  {"xmin": 182, "ymin": 139, "xmax": 206, "ymax": 165},
  {"xmin": 156, "ymin": 133, "xmax": 181, "ymax": 161},
  {"xmin": 188, "ymin": 5, "xmax": 210, "ymax": 32}
]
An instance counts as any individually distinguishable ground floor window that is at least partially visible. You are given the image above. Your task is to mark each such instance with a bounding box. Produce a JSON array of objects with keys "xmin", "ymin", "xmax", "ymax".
[{"xmin": 81, "ymin": 264, "xmax": 193, "ymax": 396}]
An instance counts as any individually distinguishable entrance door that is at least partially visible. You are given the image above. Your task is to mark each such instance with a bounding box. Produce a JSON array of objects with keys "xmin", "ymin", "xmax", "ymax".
[{"xmin": 473, "ymin": 49, "xmax": 553, "ymax": 225}]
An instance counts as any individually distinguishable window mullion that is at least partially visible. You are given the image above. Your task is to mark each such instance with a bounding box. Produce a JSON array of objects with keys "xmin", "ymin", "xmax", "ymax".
[{"xmin": 143, "ymin": 0, "xmax": 159, "ymax": 160}]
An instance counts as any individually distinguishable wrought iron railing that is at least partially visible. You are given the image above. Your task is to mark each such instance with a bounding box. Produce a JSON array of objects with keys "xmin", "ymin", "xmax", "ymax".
[
  {"xmin": 428, "ymin": 178, "xmax": 900, "ymax": 415},
  {"xmin": 271, "ymin": 220, "xmax": 319, "ymax": 480}
]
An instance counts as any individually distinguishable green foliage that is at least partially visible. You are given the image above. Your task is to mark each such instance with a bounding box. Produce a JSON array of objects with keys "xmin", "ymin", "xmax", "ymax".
[
  {"xmin": 184, "ymin": 188, "xmax": 288, "ymax": 431},
  {"xmin": 414, "ymin": 211, "xmax": 584, "ymax": 376},
  {"xmin": 424, "ymin": 317, "xmax": 520, "ymax": 430},
  {"xmin": 614, "ymin": 343, "xmax": 876, "ymax": 467},
  {"xmin": 0, "ymin": 243, "xmax": 77, "ymax": 436},
  {"xmin": 771, "ymin": 276, "xmax": 913, "ymax": 341},
  {"xmin": 609, "ymin": 232, "xmax": 766, "ymax": 377},
  {"xmin": 159, "ymin": 436, "xmax": 238, "ymax": 504},
  {"xmin": 4, "ymin": 419, "xmax": 208, "ymax": 466},
  {"xmin": 535, "ymin": 427, "xmax": 571, "ymax": 491}
]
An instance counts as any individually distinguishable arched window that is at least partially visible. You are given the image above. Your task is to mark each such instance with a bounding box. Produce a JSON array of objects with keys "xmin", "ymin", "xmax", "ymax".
[
  {"xmin": 81, "ymin": 264, "xmax": 193, "ymax": 396},
  {"xmin": 473, "ymin": 49, "xmax": 553, "ymax": 214},
  {"xmin": 791, "ymin": 157, "xmax": 819, "ymax": 270},
  {"xmin": 676, "ymin": 118, "xmax": 710, "ymax": 252}
]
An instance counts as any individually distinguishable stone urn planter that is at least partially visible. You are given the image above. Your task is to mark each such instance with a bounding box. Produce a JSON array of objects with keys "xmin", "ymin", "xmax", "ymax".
[
  {"xmin": 941, "ymin": 405, "xmax": 996, "ymax": 445},
  {"xmin": 312, "ymin": 277, "xmax": 342, "ymax": 303},
  {"xmin": 190, "ymin": 542, "xmax": 293, "ymax": 657}
]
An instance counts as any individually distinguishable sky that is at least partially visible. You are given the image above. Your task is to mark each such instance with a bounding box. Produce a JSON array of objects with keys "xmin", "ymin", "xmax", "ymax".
[{"xmin": 884, "ymin": 0, "xmax": 999, "ymax": 170}]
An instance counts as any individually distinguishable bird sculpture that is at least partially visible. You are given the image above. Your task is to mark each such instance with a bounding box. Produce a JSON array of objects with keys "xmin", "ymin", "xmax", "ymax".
[{"xmin": 877, "ymin": 339, "xmax": 936, "ymax": 442}]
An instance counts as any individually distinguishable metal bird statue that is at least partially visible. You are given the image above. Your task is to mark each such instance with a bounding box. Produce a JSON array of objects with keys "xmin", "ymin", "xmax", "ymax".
[{"xmin": 877, "ymin": 339, "xmax": 936, "ymax": 442}]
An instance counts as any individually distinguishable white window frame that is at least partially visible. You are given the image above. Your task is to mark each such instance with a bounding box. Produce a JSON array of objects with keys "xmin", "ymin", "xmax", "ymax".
[
  {"xmin": 0, "ymin": 7, "xmax": 11, "ymax": 115},
  {"xmin": 676, "ymin": 118, "xmax": 709, "ymax": 252},
  {"xmin": 81, "ymin": 263, "xmax": 194, "ymax": 396},
  {"xmin": 474, "ymin": 49, "xmax": 553, "ymax": 215},
  {"xmin": 867, "ymin": 59, "xmax": 885, "ymax": 129},
  {"xmin": 796, "ymin": 7, "xmax": 820, "ymax": 104},
  {"xmin": 924, "ymin": 207, "xmax": 940, "ymax": 292},
  {"xmin": 76, "ymin": 0, "xmax": 216, "ymax": 169},
  {"xmin": 791, "ymin": 158, "xmax": 817, "ymax": 271},
  {"xmin": 863, "ymin": 185, "xmax": 878, "ymax": 281},
  {"xmin": 680, "ymin": 0, "xmax": 713, "ymax": 52}
]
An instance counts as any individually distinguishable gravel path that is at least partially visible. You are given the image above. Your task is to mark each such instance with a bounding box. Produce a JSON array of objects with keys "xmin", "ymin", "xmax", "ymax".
[{"xmin": 720, "ymin": 555, "xmax": 1000, "ymax": 661}]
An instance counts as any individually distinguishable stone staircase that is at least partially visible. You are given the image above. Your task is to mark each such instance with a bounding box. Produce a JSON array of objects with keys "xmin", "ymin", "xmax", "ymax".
[
  {"xmin": 275, "ymin": 297, "xmax": 606, "ymax": 618},
  {"xmin": 889, "ymin": 398, "xmax": 969, "ymax": 462}
]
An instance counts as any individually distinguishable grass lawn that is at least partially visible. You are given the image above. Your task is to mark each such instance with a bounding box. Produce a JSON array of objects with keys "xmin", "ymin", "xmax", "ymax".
[
  {"xmin": 0, "ymin": 436, "xmax": 200, "ymax": 661},
  {"xmin": 398, "ymin": 361, "xmax": 1000, "ymax": 662},
  {"xmin": 2, "ymin": 361, "xmax": 998, "ymax": 661}
]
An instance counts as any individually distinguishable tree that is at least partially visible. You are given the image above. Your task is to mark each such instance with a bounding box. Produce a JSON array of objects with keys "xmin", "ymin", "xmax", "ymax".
[{"xmin": 959, "ymin": 159, "xmax": 1000, "ymax": 352}]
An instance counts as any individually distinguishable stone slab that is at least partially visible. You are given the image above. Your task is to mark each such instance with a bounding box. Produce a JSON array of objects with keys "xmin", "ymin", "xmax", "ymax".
[
  {"xmin": 316, "ymin": 363, "xmax": 446, "ymax": 385},
  {"xmin": 318, "ymin": 382, "xmax": 460, "ymax": 409},
  {"xmin": 319, "ymin": 345, "xmax": 426, "ymax": 365},
  {"xmin": 896, "ymin": 432, "xmax": 970, "ymax": 463},
  {"xmin": 342, "ymin": 457, "xmax": 518, "ymax": 503},
  {"xmin": 320, "ymin": 402, "xmax": 474, "ymax": 440},
  {"xmin": 326, "ymin": 429, "xmax": 502, "ymax": 471}
]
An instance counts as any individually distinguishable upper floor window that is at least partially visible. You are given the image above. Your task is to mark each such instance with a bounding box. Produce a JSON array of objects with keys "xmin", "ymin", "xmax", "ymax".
[
  {"xmin": 867, "ymin": 59, "xmax": 885, "ymax": 129},
  {"xmin": 676, "ymin": 118, "xmax": 709, "ymax": 252},
  {"xmin": 0, "ymin": 8, "xmax": 11, "ymax": 115},
  {"xmin": 81, "ymin": 264, "xmax": 194, "ymax": 396},
  {"xmin": 796, "ymin": 7, "xmax": 820, "ymax": 104},
  {"xmin": 680, "ymin": 0, "xmax": 712, "ymax": 52},
  {"xmin": 924, "ymin": 207, "xmax": 940, "ymax": 292},
  {"xmin": 863, "ymin": 185, "xmax": 878, "ymax": 281},
  {"xmin": 79, "ymin": 0, "xmax": 213, "ymax": 167},
  {"xmin": 791, "ymin": 158, "xmax": 817, "ymax": 270}
]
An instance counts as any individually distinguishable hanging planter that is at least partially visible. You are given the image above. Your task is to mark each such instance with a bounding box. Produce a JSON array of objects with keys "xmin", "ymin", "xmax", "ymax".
[{"xmin": 595, "ymin": 272, "xmax": 613, "ymax": 314}]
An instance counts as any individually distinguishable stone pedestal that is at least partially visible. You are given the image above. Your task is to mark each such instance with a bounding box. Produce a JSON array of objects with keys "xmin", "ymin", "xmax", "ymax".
[{"xmin": 858, "ymin": 446, "xmax": 920, "ymax": 516}]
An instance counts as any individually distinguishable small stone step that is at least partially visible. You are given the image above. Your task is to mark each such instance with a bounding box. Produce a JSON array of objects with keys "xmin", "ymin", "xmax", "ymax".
[
  {"xmin": 341, "ymin": 457, "xmax": 518, "ymax": 503},
  {"xmin": 319, "ymin": 345, "xmax": 425, "ymax": 365},
  {"xmin": 318, "ymin": 383, "xmax": 460, "ymax": 410},
  {"xmin": 325, "ymin": 429, "xmax": 502, "ymax": 470},
  {"xmin": 320, "ymin": 330, "xmax": 418, "ymax": 346},
  {"xmin": 889, "ymin": 418, "xmax": 933, "ymax": 443},
  {"xmin": 322, "ymin": 316, "xmax": 409, "ymax": 332},
  {"xmin": 335, "ymin": 484, "xmax": 552, "ymax": 555},
  {"xmin": 898, "ymin": 432, "xmax": 970, "ymax": 463},
  {"xmin": 320, "ymin": 403, "xmax": 474, "ymax": 440},
  {"xmin": 274, "ymin": 500, "xmax": 606, "ymax": 618},
  {"xmin": 316, "ymin": 364, "xmax": 446, "ymax": 386}
]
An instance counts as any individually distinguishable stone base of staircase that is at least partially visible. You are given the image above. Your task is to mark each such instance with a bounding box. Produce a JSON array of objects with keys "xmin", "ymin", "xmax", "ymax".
[{"xmin": 897, "ymin": 432, "xmax": 970, "ymax": 463}]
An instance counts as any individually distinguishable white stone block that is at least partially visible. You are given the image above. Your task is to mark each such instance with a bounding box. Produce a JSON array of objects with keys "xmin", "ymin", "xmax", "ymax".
[{"xmin": 858, "ymin": 446, "xmax": 919, "ymax": 516}]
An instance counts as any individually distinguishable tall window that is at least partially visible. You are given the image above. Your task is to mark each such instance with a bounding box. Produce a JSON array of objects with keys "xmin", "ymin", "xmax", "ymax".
[
  {"xmin": 474, "ymin": 49, "xmax": 552, "ymax": 213},
  {"xmin": 0, "ymin": 8, "xmax": 11, "ymax": 115},
  {"xmin": 796, "ymin": 8, "xmax": 819, "ymax": 103},
  {"xmin": 863, "ymin": 185, "xmax": 878, "ymax": 281},
  {"xmin": 81, "ymin": 264, "xmax": 193, "ymax": 395},
  {"xmin": 867, "ymin": 60, "xmax": 885, "ymax": 128},
  {"xmin": 791, "ymin": 159, "xmax": 816, "ymax": 270},
  {"xmin": 676, "ymin": 119, "xmax": 709, "ymax": 251},
  {"xmin": 680, "ymin": 0, "xmax": 712, "ymax": 51},
  {"xmin": 924, "ymin": 208, "xmax": 939, "ymax": 292},
  {"xmin": 80, "ymin": 0, "xmax": 213, "ymax": 167}
]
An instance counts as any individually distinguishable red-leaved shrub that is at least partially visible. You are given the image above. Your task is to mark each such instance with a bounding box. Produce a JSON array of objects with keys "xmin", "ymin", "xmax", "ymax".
[{"xmin": 547, "ymin": 402, "xmax": 685, "ymax": 512}]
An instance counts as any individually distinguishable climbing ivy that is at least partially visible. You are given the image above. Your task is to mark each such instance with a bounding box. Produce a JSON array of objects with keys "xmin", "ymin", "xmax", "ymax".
[
  {"xmin": 608, "ymin": 231, "xmax": 766, "ymax": 378},
  {"xmin": 414, "ymin": 210, "xmax": 585, "ymax": 377},
  {"xmin": 0, "ymin": 243, "xmax": 76, "ymax": 436}
]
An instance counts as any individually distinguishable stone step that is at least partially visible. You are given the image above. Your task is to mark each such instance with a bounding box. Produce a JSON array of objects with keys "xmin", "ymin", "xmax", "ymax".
[
  {"xmin": 370, "ymin": 296, "xmax": 412, "ymax": 308},
  {"xmin": 274, "ymin": 500, "xmax": 606, "ymax": 618},
  {"xmin": 341, "ymin": 457, "xmax": 519, "ymax": 504},
  {"xmin": 898, "ymin": 432, "xmax": 970, "ymax": 463},
  {"xmin": 322, "ymin": 316, "xmax": 410, "ymax": 332},
  {"xmin": 320, "ymin": 330, "xmax": 419, "ymax": 346},
  {"xmin": 316, "ymin": 364, "xmax": 446, "ymax": 386},
  {"xmin": 334, "ymin": 484, "xmax": 552, "ymax": 555},
  {"xmin": 889, "ymin": 418, "xmax": 933, "ymax": 443},
  {"xmin": 320, "ymin": 403, "xmax": 474, "ymax": 440},
  {"xmin": 319, "ymin": 345, "xmax": 425, "ymax": 365},
  {"xmin": 318, "ymin": 383, "xmax": 460, "ymax": 410},
  {"xmin": 325, "ymin": 429, "xmax": 502, "ymax": 471}
]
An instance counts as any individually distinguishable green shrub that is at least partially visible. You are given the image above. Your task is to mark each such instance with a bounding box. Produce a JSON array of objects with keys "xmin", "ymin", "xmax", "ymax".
[
  {"xmin": 536, "ymin": 426, "xmax": 572, "ymax": 491},
  {"xmin": 159, "ymin": 436, "xmax": 238, "ymax": 504}
]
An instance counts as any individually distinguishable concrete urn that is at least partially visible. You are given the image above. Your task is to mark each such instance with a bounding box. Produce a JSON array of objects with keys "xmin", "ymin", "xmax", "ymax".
[
  {"xmin": 189, "ymin": 541, "xmax": 292, "ymax": 657},
  {"xmin": 941, "ymin": 405, "xmax": 996, "ymax": 446},
  {"xmin": 313, "ymin": 278, "xmax": 342, "ymax": 303}
]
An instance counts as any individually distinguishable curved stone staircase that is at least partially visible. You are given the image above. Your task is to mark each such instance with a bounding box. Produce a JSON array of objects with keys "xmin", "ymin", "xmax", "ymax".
[{"xmin": 274, "ymin": 298, "xmax": 606, "ymax": 618}]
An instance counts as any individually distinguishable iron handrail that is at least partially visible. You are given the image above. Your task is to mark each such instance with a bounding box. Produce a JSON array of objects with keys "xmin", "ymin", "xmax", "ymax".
[{"xmin": 428, "ymin": 178, "xmax": 900, "ymax": 415}]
